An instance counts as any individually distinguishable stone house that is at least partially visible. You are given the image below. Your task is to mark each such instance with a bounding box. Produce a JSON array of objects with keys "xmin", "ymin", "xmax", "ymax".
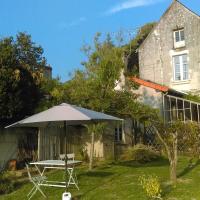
[
  {"xmin": 131, "ymin": 0, "xmax": 200, "ymax": 124},
  {"xmin": 139, "ymin": 0, "xmax": 200, "ymax": 93}
]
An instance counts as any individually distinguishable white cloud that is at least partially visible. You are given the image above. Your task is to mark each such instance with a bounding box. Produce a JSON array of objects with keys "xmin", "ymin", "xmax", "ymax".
[
  {"xmin": 105, "ymin": 0, "xmax": 163, "ymax": 15},
  {"xmin": 58, "ymin": 17, "xmax": 87, "ymax": 30},
  {"xmin": 69, "ymin": 17, "xmax": 86, "ymax": 27}
]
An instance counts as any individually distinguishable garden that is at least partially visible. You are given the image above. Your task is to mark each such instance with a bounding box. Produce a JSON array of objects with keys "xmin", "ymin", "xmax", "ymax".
[{"xmin": 1, "ymin": 144, "xmax": 200, "ymax": 200}]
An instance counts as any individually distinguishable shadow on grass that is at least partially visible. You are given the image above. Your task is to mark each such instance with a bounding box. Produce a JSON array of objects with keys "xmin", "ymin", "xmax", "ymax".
[
  {"xmin": 14, "ymin": 180, "xmax": 27, "ymax": 190},
  {"xmin": 77, "ymin": 169, "xmax": 123, "ymax": 198},
  {"xmin": 161, "ymin": 182, "xmax": 174, "ymax": 198},
  {"xmin": 178, "ymin": 159, "xmax": 200, "ymax": 178},
  {"xmin": 78, "ymin": 171, "xmax": 114, "ymax": 178},
  {"xmin": 112, "ymin": 158, "xmax": 169, "ymax": 168},
  {"xmin": 72, "ymin": 194, "xmax": 83, "ymax": 200}
]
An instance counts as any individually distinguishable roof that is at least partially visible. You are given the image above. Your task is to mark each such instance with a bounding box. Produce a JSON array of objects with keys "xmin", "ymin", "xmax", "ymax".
[
  {"xmin": 129, "ymin": 77, "xmax": 186, "ymax": 97},
  {"xmin": 139, "ymin": 0, "xmax": 200, "ymax": 50},
  {"xmin": 129, "ymin": 77, "xmax": 169, "ymax": 92}
]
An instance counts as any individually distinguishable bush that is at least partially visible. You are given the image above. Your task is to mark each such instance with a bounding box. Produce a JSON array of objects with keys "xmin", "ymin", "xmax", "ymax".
[
  {"xmin": 79, "ymin": 146, "xmax": 89, "ymax": 162},
  {"xmin": 139, "ymin": 175, "xmax": 162, "ymax": 199},
  {"xmin": 121, "ymin": 144, "xmax": 160, "ymax": 163},
  {"xmin": 0, "ymin": 173, "xmax": 14, "ymax": 194}
]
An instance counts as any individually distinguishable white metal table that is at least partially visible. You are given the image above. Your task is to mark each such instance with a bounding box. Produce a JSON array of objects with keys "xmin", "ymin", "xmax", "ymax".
[{"xmin": 30, "ymin": 160, "xmax": 82, "ymax": 189}]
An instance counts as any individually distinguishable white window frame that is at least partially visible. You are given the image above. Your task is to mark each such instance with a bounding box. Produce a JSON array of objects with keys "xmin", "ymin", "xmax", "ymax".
[
  {"xmin": 114, "ymin": 124, "xmax": 123, "ymax": 142},
  {"xmin": 173, "ymin": 29, "xmax": 185, "ymax": 48},
  {"xmin": 173, "ymin": 54, "xmax": 189, "ymax": 81}
]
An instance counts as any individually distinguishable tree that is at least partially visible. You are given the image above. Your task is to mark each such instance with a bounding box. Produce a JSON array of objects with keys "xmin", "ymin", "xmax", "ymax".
[
  {"xmin": 184, "ymin": 92, "xmax": 200, "ymax": 103},
  {"xmin": 124, "ymin": 22, "xmax": 156, "ymax": 75},
  {"xmin": 86, "ymin": 123, "xmax": 106, "ymax": 170},
  {"xmin": 0, "ymin": 32, "xmax": 47, "ymax": 125},
  {"xmin": 63, "ymin": 33, "xmax": 125, "ymax": 169},
  {"xmin": 153, "ymin": 120, "xmax": 200, "ymax": 184},
  {"xmin": 63, "ymin": 32, "xmax": 160, "ymax": 167},
  {"xmin": 66, "ymin": 33, "xmax": 124, "ymax": 112},
  {"xmin": 36, "ymin": 77, "xmax": 69, "ymax": 112}
]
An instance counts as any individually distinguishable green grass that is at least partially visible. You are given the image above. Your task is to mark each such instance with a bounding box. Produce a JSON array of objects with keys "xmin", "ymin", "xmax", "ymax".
[{"xmin": 1, "ymin": 157, "xmax": 200, "ymax": 200}]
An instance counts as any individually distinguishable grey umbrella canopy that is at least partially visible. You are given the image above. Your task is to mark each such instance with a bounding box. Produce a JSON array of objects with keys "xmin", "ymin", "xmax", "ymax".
[{"xmin": 6, "ymin": 103, "xmax": 122, "ymax": 128}]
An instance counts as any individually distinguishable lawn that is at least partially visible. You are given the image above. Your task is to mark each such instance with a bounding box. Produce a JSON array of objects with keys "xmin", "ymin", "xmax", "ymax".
[{"xmin": 1, "ymin": 157, "xmax": 200, "ymax": 200}]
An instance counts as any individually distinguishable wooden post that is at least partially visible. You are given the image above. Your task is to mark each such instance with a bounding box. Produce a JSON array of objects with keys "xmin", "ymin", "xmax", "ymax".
[
  {"xmin": 183, "ymin": 100, "xmax": 186, "ymax": 122},
  {"xmin": 176, "ymin": 97, "xmax": 178, "ymax": 120},
  {"xmin": 169, "ymin": 96, "xmax": 172, "ymax": 122},
  {"xmin": 162, "ymin": 94, "xmax": 166, "ymax": 123},
  {"xmin": 190, "ymin": 102, "xmax": 192, "ymax": 121}
]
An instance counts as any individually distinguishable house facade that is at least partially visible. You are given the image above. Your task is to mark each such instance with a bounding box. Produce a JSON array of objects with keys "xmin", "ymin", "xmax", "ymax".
[
  {"xmin": 139, "ymin": 0, "xmax": 200, "ymax": 94},
  {"xmin": 130, "ymin": 0, "xmax": 200, "ymax": 125}
]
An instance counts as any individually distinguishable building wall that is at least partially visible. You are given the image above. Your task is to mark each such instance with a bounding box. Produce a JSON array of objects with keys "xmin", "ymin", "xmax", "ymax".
[
  {"xmin": 0, "ymin": 128, "xmax": 36, "ymax": 169},
  {"xmin": 38, "ymin": 121, "xmax": 133, "ymax": 161},
  {"xmin": 139, "ymin": 1, "xmax": 200, "ymax": 93},
  {"xmin": 38, "ymin": 124, "xmax": 117, "ymax": 161},
  {"xmin": 134, "ymin": 85, "xmax": 163, "ymax": 110},
  {"xmin": 0, "ymin": 120, "xmax": 133, "ymax": 169}
]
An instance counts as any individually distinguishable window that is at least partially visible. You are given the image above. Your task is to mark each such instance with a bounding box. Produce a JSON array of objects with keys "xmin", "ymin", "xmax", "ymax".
[
  {"xmin": 174, "ymin": 29, "xmax": 185, "ymax": 48},
  {"xmin": 115, "ymin": 125, "xmax": 122, "ymax": 142},
  {"xmin": 173, "ymin": 54, "xmax": 189, "ymax": 81}
]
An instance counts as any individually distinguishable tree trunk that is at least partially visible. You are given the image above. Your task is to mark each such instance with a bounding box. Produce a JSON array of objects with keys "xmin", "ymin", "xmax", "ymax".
[
  {"xmin": 170, "ymin": 131, "xmax": 178, "ymax": 184},
  {"xmin": 89, "ymin": 131, "xmax": 95, "ymax": 170},
  {"xmin": 170, "ymin": 160, "xmax": 177, "ymax": 184},
  {"xmin": 155, "ymin": 129, "xmax": 178, "ymax": 184}
]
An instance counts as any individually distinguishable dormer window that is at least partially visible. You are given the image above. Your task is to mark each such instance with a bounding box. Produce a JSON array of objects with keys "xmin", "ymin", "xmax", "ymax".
[{"xmin": 174, "ymin": 29, "xmax": 185, "ymax": 48}]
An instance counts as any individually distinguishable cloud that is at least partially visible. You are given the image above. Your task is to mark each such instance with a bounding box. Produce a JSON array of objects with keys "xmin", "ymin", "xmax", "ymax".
[
  {"xmin": 69, "ymin": 17, "xmax": 86, "ymax": 27},
  {"xmin": 105, "ymin": 0, "xmax": 163, "ymax": 15},
  {"xmin": 58, "ymin": 17, "xmax": 86, "ymax": 30}
]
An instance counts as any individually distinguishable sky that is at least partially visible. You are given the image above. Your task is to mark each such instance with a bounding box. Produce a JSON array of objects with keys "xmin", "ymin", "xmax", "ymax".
[{"xmin": 0, "ymin": 0, "xmax": 199, "ymax": 82}]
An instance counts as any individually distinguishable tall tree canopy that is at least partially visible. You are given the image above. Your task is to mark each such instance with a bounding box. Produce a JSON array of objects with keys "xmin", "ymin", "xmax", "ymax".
[
  {"xmin": 0, "ymin": 32, "xmax": 47, "ymax": 125},
  {"xmin": 66, "ymin": 33, "xmax": 125, "ymax": 112},
  {"xmin": 124, "ymin": 22, "xmax": 156, "ymax": 75},
  {"xmin": 64, "ymin": 32, "xmax": 157, "ymax": 122}
]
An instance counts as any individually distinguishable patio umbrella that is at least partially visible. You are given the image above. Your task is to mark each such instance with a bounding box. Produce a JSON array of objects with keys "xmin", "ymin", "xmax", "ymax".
[
  {"xmin": 6, "ymin": 103, "xmax": 121, "ymax": 128},
  {"xmin": 6, "ymin": 103, "xmax": 122, "ymax": 190}
]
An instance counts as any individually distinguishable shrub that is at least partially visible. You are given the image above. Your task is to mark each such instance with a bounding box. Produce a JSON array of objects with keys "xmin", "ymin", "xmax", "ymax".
[
  {"xmin": 79, "ymin": 146, "xmax": 89, "ymax": 162},
  {"xmin": 0, "ymin": 173, "xmax": 14, "ymax": 194},
  {"xmin": 121, "ymin": 144, "xmax": 160, "ymax": 163},
  {"xmin": 139, "ymin": 175, "xmax": 162, "ymax": 199}
]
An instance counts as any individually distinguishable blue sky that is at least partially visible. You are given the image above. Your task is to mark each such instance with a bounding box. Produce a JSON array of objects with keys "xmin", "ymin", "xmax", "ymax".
[{"xmin": 0, "ymin": 0, "xmax": 199, "ymax": 81}]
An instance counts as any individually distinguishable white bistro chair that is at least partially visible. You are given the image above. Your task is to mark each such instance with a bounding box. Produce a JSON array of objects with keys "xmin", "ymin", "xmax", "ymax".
[
  {"xmin": 26, "ymin": 163, "xmax": 47, "ymax": 199},
  {"xmin": 59, "ymin": 153, "xmax": 79, "ymax": 190}
]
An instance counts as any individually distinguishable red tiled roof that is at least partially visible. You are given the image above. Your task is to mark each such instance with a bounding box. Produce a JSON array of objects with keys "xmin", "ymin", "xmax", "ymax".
[{"xmin": 129, "ymin": 77, "xmax": 169, "ymax": 92}]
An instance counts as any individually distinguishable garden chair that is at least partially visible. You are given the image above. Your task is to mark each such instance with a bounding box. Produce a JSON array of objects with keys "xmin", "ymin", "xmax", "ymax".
[
  {"xmin": 66, "ymin": 153, "xmax": 79, "ymax": 190},
  {"xmin": 59, "ymin": 154, "xmax": 66, "ymax": 160},
  {"xmin": 59, "ymin": 153, "xmax": 79, "ymax": 190},
  {"xmin": 26, "ymin": 163, "xmax": 47, "ymax": 200}
]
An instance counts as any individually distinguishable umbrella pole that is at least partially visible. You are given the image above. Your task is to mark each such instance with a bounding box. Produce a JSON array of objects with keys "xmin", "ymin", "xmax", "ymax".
[{"xmin": 64, "ymin": 121, "xmax": 68, "ymax": 191}]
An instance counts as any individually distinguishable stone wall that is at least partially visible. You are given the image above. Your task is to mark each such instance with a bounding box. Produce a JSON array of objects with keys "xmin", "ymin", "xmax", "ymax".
[{"xmin": 139, "ymin": 1, "xmax": 200, "ymax": 93}]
